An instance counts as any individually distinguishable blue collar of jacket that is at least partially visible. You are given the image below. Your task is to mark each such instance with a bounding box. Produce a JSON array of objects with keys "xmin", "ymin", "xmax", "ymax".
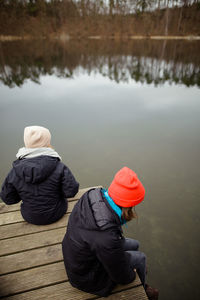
[{"xmin": 102, "ymin": 189, "xmax": 126, "ymax": 225}]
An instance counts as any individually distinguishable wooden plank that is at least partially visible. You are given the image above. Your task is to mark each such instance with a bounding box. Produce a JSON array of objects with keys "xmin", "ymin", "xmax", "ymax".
[
  {"xmin": 0, "ymin": 210, "xmax": 22, "ymax": 226},
  {"xmin": 102, "ymin": 285, "xmax": 148, "ymax": 300},
  {"xmin": 0, "ymin": 184, "xmax": 147, "ymax": 300},
  {"xmin": 0, "ymin": 187, "xmax": 100, "ymax": 213},
  {"xmin": 0, "ymin": 262, "xmax": 67, "ymax": 297},
  {"xmin": 0, "ymin": 227, "xmax": 66, "ymax": 256},
  {"xmin": 68, "ymin": 186, "xmax": 101, "ymax": 201},
  {"xmin": 0, "ymin": 214, "xmax": 69, "ymax": 240},
  {"xmin": 0, "ymin": 244, "xmax": 63, "ymax": 275},
  {"xmin": 0, "ymin": 203, "xmax": 20, "ymax": 214},
  {"xmin": 1, "ymin": 274, "xmax": 142, "ymax": 300},
  {"xmin": 0, "ymin": 200, "xmax": 76, "ymax": 226}
]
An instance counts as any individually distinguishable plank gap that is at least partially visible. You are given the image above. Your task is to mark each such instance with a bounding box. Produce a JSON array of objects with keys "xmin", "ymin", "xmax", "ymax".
[
  {"xmin": 0, "ymin": 242, "xmax": 62, "ymax": 258},
  {"xmin": 0, "ymin": 225, "xmax": 67, "ymax": 241},
  {"xmin": 0, "ymin": 280, "xmax": 69, "ymax": 299},
  {"xmin": 0, "ymin": 209, "xmax": 20, "ymax": 215},
  {"xmin": 0, "ymin": 259, "xmax": 64, "ymax": 277}
]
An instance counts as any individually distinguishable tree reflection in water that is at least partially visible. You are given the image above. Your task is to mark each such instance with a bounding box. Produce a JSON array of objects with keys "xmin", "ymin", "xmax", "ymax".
[{"xmin": 0, "ymin": 39, "xmax": 199, "ymax": 88}]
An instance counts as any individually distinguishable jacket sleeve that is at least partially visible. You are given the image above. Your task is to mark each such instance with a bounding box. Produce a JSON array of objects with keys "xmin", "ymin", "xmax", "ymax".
[
  {"xmin": 95, "ymin": 229, "xmax": 136, "ymax": 285},
  {"xmin": 61, "ymin": 165, "xmax": 79, "ymax": 198},
  {"xmin": 0, "ymin": 170, "xmax": 21, "ymax": 205}
]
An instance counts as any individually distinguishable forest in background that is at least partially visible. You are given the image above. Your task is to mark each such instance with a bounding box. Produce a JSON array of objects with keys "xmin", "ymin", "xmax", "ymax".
[{"xmin": 0, "ymin": 0, "xmax": 200, "ymax": 38}]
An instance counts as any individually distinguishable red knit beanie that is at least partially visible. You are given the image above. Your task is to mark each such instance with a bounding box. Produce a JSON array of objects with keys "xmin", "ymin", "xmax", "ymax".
[{"xmin": 108, "ymin": 167, "xmax": 145, "ymax": 207}]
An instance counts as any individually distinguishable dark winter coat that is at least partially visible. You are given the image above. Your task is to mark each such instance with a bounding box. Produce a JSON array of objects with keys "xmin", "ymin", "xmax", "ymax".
[
  {"xmin": 62, "ymin": 188, "xmax": 135, "ymax": 297},
  {"xmin": 0, "ymin": 156, "xmax": 79, "ymax": 225}
]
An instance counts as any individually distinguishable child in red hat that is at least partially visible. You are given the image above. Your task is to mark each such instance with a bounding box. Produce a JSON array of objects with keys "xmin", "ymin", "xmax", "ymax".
[{"xmin": 62, "ymin": 167, "xmax": 159, "ymax": 300}]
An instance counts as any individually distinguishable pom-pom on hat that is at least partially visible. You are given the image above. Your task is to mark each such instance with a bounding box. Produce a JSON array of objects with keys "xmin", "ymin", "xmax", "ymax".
[
  {"xmin": 108, "ymin": 167, "xmax": 145, "ymax": 207},
  {"xmin": 24, "ymin": 126, "xmax": 51, "ymax": 148}
]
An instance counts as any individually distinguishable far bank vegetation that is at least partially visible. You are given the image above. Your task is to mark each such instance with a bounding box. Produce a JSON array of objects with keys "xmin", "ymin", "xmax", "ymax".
[{"xmin": 0, "ymin": 0, "xmax": 200, "ymax": 38}]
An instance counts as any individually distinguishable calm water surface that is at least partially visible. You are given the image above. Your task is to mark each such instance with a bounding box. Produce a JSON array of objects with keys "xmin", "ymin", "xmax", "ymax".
[{"xmin": 0, "ymin": 39, "xmax": 200, "ymax": 300}]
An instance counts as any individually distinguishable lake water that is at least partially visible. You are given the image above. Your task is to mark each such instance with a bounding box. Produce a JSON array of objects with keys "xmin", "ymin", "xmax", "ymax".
[{"xmin": 0, "ymin": 39, "xmax": 200, "ymax": 300}]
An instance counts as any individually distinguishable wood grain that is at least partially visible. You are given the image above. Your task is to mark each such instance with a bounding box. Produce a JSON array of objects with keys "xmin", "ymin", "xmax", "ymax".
[
  {"xmin": 0, "ymin": 262, "xmax": 67, "ymax": 297},
  {"xmin": 0, "ymin": 214, "xmax": 69, "ymax": 240},
  {"xmin": 0, "ymin": 244, "xmax": 63, "ymax": 275},
  {"xmin": 1, "ymin": 275, "xmax": 144, "ymax": 300},
  {"xmin": 0, "ymin": 227, "xmax": 66, "ymax": 256}
]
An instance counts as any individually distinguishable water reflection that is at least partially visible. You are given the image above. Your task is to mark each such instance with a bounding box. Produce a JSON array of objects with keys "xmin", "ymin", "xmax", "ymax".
[
  {"xmin": 0, "ymin": 39, "xmax": 199, "ymax": 88},
  {"xmin": 0, "ymin": 38, "xmax": 200, "ymax": 300}
]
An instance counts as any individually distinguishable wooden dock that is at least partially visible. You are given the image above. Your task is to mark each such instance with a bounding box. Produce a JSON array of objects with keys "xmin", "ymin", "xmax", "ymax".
[{"xmin": 0, "ymin": 187, "xmax": 148, "ymax": 300}]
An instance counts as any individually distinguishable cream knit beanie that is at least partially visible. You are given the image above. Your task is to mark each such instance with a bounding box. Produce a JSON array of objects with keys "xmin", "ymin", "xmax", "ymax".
[{"xmin": 24, "ymin": 126, "xmax": 51, "ymax": 148}]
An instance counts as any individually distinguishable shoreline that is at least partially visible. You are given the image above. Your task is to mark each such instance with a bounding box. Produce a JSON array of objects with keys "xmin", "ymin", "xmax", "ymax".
[{"xmin": 0, "ymin": 35, "xmax": 200, "ymax": 42}]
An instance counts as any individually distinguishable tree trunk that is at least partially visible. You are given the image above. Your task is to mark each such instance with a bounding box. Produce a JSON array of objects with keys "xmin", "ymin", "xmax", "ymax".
[
  {"xmin": 164, "ymin": 1, "xmax": 170, "ymax": 36},
  {"xmin": 177, "ymin": 6, "xmax": 183, "ymax": 33}
]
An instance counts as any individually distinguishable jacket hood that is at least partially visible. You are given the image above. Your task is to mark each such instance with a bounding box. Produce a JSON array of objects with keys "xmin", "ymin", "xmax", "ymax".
[
  {"xmin": 13, "ymin": 156, "xmax": 59, "ymax": 184},
  {"xmin": 76, "ymin": 188, "xmax": 121, "ymax": 231}
]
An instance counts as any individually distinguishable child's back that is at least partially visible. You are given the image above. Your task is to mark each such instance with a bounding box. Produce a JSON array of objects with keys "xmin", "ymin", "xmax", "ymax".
[{"xmin": 0, "ymin": 126, "xmax": 79, "ymax": 225}]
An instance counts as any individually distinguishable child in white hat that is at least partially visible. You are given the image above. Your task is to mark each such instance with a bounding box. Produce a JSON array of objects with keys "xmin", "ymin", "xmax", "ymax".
[{"xmin": 0, "ymin": 126, "xmax": 79, "ymax": 225}]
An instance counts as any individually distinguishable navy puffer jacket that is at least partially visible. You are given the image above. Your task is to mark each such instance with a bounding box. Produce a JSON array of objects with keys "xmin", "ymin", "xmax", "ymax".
[
  {"xmin": 0, "ymin": 156, "xmax": 79, "ymax": 225},
  {"xmin": 62, "ymin": 188, "xmax": 135, "ymax": 297}
]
